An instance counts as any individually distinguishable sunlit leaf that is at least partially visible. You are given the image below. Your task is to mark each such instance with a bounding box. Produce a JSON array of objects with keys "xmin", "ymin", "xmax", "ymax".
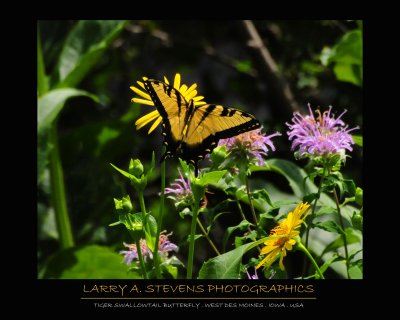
[
  {"xmin": 42, "ymin": 245, "xmax": 139, "ymax": 279},
  {"xmin": 198, "ymin": 242, "xmax": 254, "ymax": 279},
  {"xmin": 54, "ymin": 20, "xmax": 128, "ymax": 88},
  {"xmin": 38, "ymin": 88, "xmax": 98, "ymax": 133}
]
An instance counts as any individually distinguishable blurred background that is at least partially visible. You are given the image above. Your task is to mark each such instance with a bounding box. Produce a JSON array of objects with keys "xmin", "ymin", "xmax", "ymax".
[{"xmin": 37, "ymin": 20, "xmax": 362, "ymax": 278}]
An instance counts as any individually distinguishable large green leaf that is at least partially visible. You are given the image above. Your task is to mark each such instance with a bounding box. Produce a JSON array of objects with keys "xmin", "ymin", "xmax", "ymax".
[
  {"xmin": 53, "ymin": 20, "xmax": 128, "ymax": 88},
  {"xmin": 313, "ymin": 220, "xmax": 344, "ymax": 234},
  {"xmin": 252, "ymin": 159, "xmax": 316, "ymax": 197},
  {"xmin": 37, "ymin": 88, "xmax": 98, "ymax": 133},
  {"xmin": 321, "ymin": 29, "xmax": 363, "ymax": 86},
  {"xmin": 37, "ymin": 88, "xmax": 98, "ymax": 184},
  {"xmin": 198, "ymin": 242, "xmax": 254, "ymax": 279},
  {"xmin": 252, "ymin": 159, "xmax": 339, "ymax": 208},
  {"xmin": 42, "ymin": 245, "xmax": 140, "ymax": 279},
  {"xmin": 320, "ymin": 228, "xmax": 361, "ymax": 257},
  {"xmin": 37, "ymin": 25, "xmax": 49, "ymax": 96}
]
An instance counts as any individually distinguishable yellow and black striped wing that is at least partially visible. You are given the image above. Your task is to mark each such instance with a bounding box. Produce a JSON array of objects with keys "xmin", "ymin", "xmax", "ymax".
[
  {"xmin": 144, "ymin": 79, "xmax": 261, "ymax": 165},
  {"xmin": 144, "ymin": 79, "xmax": 190, "ymax": 159},
  {"xmin": 183, "ymin": 104, "xmax": 261, "ymax": 163}
]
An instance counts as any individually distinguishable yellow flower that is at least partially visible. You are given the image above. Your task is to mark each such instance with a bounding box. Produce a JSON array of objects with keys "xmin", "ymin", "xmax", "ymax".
[
  {"xmin": 130, "ymin": 73, "xmax": 206, "ymax": 134},
  {"xmin": 256, "ymin": 202, "xmax": 311, "ymax": 271}
]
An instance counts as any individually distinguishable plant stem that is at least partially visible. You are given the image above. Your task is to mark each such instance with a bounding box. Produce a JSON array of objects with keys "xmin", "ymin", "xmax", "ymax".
[
  {"xmin": 236, "ymin": 198, "xmax": 261, "ymax": 252},
  {"xmin": 304, "ymin": 166, "xmax": 327, "ymax": 248},
  {"xmin": 137, "ymin": 190, "xmax": 149, "ymax": 279},
  {"xmin": 333, "ymin": 189, "xmax": 350, "ymax": 278},
  {"xmin": 153, "ymin": 159, "xmax": 166, "ymax": 279},
  {"xmin": 49, "ymin": 122, "xmax": 74, "ymax": 249},
  {"xmin": 133, "ymin": 236, "xmax": 147, "ymax": 279},
  {"xmin": 196, "ymin": 217, "xmax": 220, "ymax": 256},
  {"xmin": 245, "ymin": 175, "xmax": 259, "ymax": 227},
  {"xmin": 302, "ymin": 164, "xmax": 326, "ymax": 278},
  {"xmin": 187, "ymin": 200, "xmax": 200, "ymax": 279},
  {"xmin": 297, "ymin": 241, "xmax": 325, "ymax": 279}
]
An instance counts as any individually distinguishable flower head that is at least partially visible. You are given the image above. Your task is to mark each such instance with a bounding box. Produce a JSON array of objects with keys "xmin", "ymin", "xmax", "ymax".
[
  {"xmin": 256, "ymin": 202, "xmax": 311, "ymax": 271},
  {"xmin": 120, "ymin": 240, "xmax": 152, "ymax": 265},
  {"xmin": 131, "ymin": 73, "xmax": 206, "ymax": 134},
  {"xmin": 120, "ymin": 231, "xmax": 178, "ymax": 266},
  {"xmin": 165, "ymin": 170, "xmax": 194, "ymax": 207},
  {"xmin": 158, "ymin": 231, "xmax": 179, "ymax": 256},
  {"xmin": 216, "ymin": 128, "xmax": 281, "ymax": 166},
  {"xmin": 286, "ymin": 104, "xmax": 358, "ymax": 157}
]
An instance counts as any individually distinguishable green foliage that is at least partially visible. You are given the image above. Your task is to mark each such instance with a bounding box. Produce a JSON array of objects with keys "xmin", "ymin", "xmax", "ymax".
[
  {"xmin": 321, "ymin": 25, "xmax": 363, "ymax": 86},
  {"xmin": 53, "ymin": 20, "xmax": 128, "ymax": 88},
  {"xmin": 198, "ymin": 242, "xmax": 255, "ymax": 279},
  {"xmin": 313, "ymin": 220, "xmax": 344, "ymax": 235},
  {"xmin": 320, "ymin": 228, "xmax": 361, "ymax": 257},
  {"xmin": 42, "ymin": 245, "xmax": 138, "ymax": 279},
  {"xmin": 38, "ymin": 89, "xmax": 99, "ymax": 133}
]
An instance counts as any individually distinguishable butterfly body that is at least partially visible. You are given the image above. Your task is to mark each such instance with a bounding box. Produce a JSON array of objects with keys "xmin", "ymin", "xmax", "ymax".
[{"xmin": 144, "ymin": 79, "xmax": 261, "ymax": 169}]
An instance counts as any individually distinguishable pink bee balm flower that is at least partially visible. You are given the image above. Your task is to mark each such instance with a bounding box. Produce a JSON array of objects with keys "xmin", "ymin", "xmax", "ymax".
[
  {"xmin": 217, "ymin": 128, "xmax": 281, "ymax": 166},
  {"xmin": 286, "ymin": 104, "xmax": 359, "ymax": 157}
]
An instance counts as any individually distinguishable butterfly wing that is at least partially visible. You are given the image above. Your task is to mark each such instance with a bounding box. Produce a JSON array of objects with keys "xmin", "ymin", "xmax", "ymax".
[
  {"xmin": 144, "ymin": 79, "xmax": 191, "ymax": 160},
  {"xmin": 182, "ymin": 104, "xmax": 261, "ymax": 163},
  {"xmin": 144, "ymin": 79, "xmax": 261, "ymax": 165}
]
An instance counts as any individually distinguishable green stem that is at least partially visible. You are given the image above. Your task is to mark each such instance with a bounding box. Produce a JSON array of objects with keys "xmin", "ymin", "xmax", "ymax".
[
  {"xmin": 297, "ymin": 241, "xmax": 325, "ymax": 279},
  {"xmin": 302, "ymin": 164, "xmax": 327, "ymax": 278},
  {"xmin": 236, "ymin": 198, "xmax": 261, "ymax": 252},
  {"xmin": 49, "ymin": 122, "xmax": 74, "ymax": 249},
  {"xmin": 244, "ymin": 175, "xmax": 259, "ymax": 233},
  {"xmin": 333, "ymin": 189, "xmax": 350, "ymax": 278},
  {"xmin": 153, "ymin": 159, "xmax": 166, "ymax": 279},
  {"xmin": 304, "ymin": 166, "xmax": 327, "ymax": 248},
  {"xmin": 138, "ymin": 191, "xmax": 147, "ymax": 217},
  {"xmin": 133, "ymin": 235, "xmax": 147, "ymax": 279},
  {"xmin": 236, "ymin": 199, "xmax": 247, "ymax": 222},
  {"xmin": 137, "ymin": 190, "xmax": 149, "ymax": 279},
  {"xmin": 196, "ymin": 217, "xmax": 220, "ymax": 256},
  {"xmin": 187, "ymin": 200, "xmax": 200, "ymax": 279}
]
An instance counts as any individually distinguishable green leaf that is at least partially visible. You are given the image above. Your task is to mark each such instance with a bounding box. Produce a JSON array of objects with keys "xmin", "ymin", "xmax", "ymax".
[
  {"xmin": 234, "ymin": 230, "xmax": 258, "ymax": 248},
  {"xmin": 161, "ymin": 264, "xmax": 178, "ymax": 279},
  {"xmin": 198, "ymin": 242, "xmax": 254, "ymax": 279},
  {"xmin": 313, "ymin": 220, "xmax": 344, "ymax": 234},
  {"xmin": 38, "ymin": 88, "xmax": 98, "ymax": 133},
  {"xmin": 348, "ymin": 263, "xmax": 363, "ymax": 279},
  {"xmin": 42, "ymin": 245, "xmax": 139, "ymax": 279},
  {"xmin": 54, "ymin": 20, "xmax": 128, "ymax": 88},
  {"xmin": 352, "ymin": 135, "xmax": 363, "ymax": 147},
  {"xmin": 256, "ymin": 159, "xmax": 317, "ymax": 197},
  {"xmin": 333, "ymin": 63, "xmax": 362, "ymax": 86},
  {"xmin": 110, "ymin": 163, "xmax": 134, "ymax": 180},
  {"xmin": 223, "ymin": 220, "xmax": 253, "ymax": 251},
  {"xmin": 315, "ymin": 206, "xmax": 337, "ymax": 217},
  {"xmin": 325, "ymin": 29, "xmax": 363, "ymax": 86},
  {"xmin": 348, "ymin": 249, "xmax": 363, "ymax": 262},
  {"xmin": 251, "ymin": 189, "xmax": 273, "ymax": 207},
  {"xmin": 321, "ymin": 228, "xmax": 361, "ymax": 257},
  {"xmin": 144, "ymin": 214, "xmax": 158, "ymax": 252},
  {"xmin": 37, "ymin": 25, "xmax": 49, "ymax": 96},
  {"xmin": 318, "ymin": 254, "xmax": 342, "ymax": 275},
  {"xmin": 234, "ymin": 59, "xmax": 253, "ymax": 73},
  {"xmin": 355, "ymin": 187, "xmax": 363, "ymax": 206},
  {"xmin": 198, "ymin": 170, "xmax": 227, "ymax": 187}
]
